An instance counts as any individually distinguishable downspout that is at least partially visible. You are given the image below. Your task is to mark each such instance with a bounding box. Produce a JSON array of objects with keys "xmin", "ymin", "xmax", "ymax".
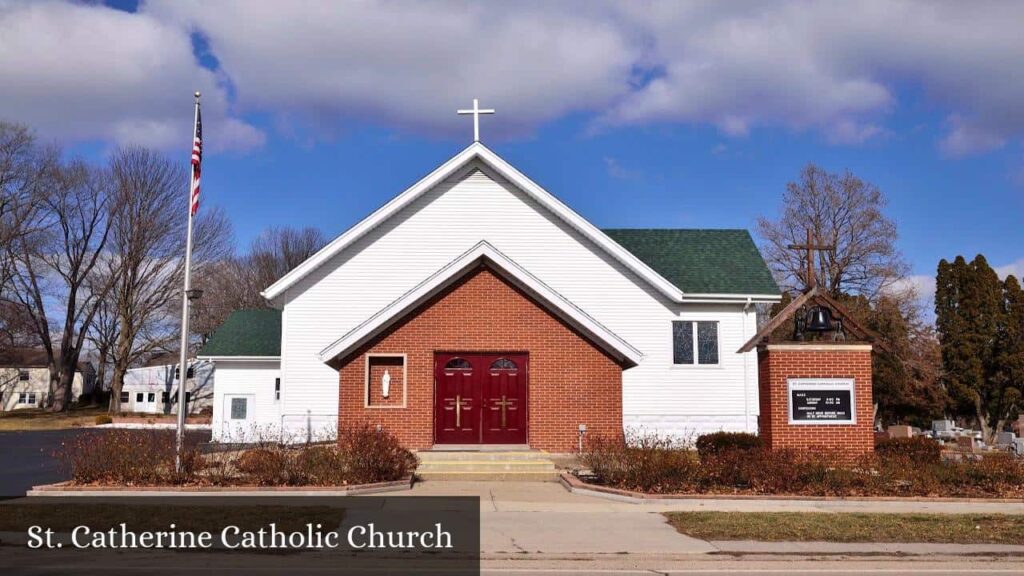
[{"xmin": 742, "ymin": 297, "xmax": 753, "ymax": 433}]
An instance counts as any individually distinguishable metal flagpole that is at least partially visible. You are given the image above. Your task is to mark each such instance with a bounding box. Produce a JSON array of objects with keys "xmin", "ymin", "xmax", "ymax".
[{"xmin": 175, "ymin": 91, "xmax": 200, "ymax": 472}]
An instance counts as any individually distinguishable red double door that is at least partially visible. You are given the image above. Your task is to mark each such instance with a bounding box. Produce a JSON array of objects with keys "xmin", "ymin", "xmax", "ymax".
[{"xmin": 434, "ymin": 353, "xmax": 528, "ymax": 445}]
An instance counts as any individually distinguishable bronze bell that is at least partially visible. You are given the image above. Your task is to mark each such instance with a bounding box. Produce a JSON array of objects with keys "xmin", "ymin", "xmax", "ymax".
[{"xmin": 805, "ymin": 305, "xmax": 835, "ymax": 332}]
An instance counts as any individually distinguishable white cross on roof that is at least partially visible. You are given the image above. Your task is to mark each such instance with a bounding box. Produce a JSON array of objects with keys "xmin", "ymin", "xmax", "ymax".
[{"xmin": 457, "ymin": 98, "xmax": 495, "ymax": 142}]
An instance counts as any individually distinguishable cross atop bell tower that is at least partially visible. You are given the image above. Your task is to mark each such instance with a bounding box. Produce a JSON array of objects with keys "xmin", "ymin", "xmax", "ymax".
[
  {"xmin": 788, "ymin": 229, "xmax": 835, "ymax": 291},
  {"xmin": 457, "ymin": 98, "xmax": 495, "ymax": 142}
]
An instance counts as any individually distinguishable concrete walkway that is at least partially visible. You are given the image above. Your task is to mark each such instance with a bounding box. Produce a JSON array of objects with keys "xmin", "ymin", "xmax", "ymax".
[
  {"xmin": 400, "ymin": 480, "xmax": 715, "ymax": 554},
  {"xmin": 398, "ymin": 480, "xmax": 1024, "ymax": 556}
]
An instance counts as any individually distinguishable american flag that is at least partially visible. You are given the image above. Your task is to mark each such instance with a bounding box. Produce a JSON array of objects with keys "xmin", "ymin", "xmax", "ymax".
[{"xmin": 190, "ymin": 103, "xmax": 202, "ymax": 216}]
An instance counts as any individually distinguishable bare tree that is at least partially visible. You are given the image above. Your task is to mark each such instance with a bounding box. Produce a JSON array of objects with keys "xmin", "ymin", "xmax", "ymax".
[
  {"xmin": 5, "ymin": 159, "xmax": 117, "ymax": 411},
  {"xmin": 757, "ymin": 163, "xmax": 908, "ymax": 300},
  {"xmin": 86, "ymin": 290, "xmax": 118, "ymax": 407},
  {"xmin": 0, "ymin": 122, "xmax": 54, "ymax": 306},
  {"xmin": 0, "ymin": 299, "xmax": 39, "ymax": 349},
  {"xmin": 101, "ymin": 147, "xmax": 233, "ymax": 413},
  {"xmin": 246, "ymin": 226, "xmax": 327, "ymax": 288},
  {"xmin": 190, "ymin": 226, "xmax": 325, "ymax": 340}
]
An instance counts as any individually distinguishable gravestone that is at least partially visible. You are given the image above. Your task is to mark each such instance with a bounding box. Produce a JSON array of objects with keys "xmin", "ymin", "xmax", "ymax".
[{"xmin": 887, "ymin": 425, "xmax": 913, "ymax": 439}]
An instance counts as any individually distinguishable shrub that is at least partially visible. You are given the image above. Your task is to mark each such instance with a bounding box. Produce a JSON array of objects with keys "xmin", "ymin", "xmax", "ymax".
[
  {"xmin": 875, "ymin": 436, "xmax": 942, "ymax": 464},
  {"xmin": 94, "ymin": 414, "xmax": 113, "ymax": 425},
  {"xmin": 581, "ymin": 433, "xmax": 699, "ymax": 493},
  {"xmin": 234, "ymin": 447, "xmax": 290, "ymax": 486},
  {"xmin": 695, "ymin": 432, "xmax": 762, "ymax": 459},
  {"xmin": 292, "ymin": 444, "xmax": 347, "ymax": 485},
  {"xmin": 337, "ymin": 425, "xmax": 418, "ymax": 484},
  {"xmin": 56, "ymin": 430, "xmax": 201, "ymax": 485}
]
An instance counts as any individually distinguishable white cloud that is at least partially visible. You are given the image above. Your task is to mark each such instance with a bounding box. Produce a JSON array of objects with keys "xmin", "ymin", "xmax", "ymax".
[
  {"xmin": 0, "ymin": 0, "xmax": 262, "ymax": 151},
  {"xmin": 995, "ymin": 259, "xmax": 1024, "ymax": 281},
  {"xmin": 3, "ymin": 1, "xmax": 1024, "ymax": 154},
  {"xmin": 144, "ymin": 0, "xmax": 637, "ymax": 141},
  {"xmin": 603, "ymin": 156, "xmax": 639, "ymax": 180}
]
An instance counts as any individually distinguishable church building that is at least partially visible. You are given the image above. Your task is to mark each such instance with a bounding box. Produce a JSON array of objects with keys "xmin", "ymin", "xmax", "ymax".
[{"xmin": 202, "ymin": 108, "xmax": 780, "ymax": 451}]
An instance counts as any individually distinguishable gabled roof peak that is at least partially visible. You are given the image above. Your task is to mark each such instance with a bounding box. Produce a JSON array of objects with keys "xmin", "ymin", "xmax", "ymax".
[{"xmin": 261, "ymin": 143, "xmax": 684, "ymax": 303}]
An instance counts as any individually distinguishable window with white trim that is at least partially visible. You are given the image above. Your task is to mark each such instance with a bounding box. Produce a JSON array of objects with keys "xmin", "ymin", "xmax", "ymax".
[
  {"xmin": 274, "ymin": 378, "xmax": 280, "ymax": 401},
  {"xmin": 136, "ymin": 392, "xmax": 144, "ymax": 403},
  {"xmin": 17, "ymin": 392, "xmax": 36, "ymax": 405},
  {"xmin": 18, "ymin": 370, "xmax": 29, "ymax": 381},
  {"xmin": 672, "ymin": 320, "xmax": 720, "ymax": 365},
  {"xmin": 119, "ymin": 391, "xmax": 129, "ymax": 403}
]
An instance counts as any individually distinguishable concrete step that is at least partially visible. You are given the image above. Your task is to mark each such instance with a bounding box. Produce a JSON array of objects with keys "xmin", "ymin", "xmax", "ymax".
[
  {"xmin": 415, "ymin": 470, "xmax": 560, "ymax": 482},
  {"xmin": 417, "ymin": 460, "xmax": 556, "ymax": 472},
  {"xmin": 414, "ymin": 448, "xmax": 559, "ymax": 481},
  {"xmin": 417, "ymin": 450, "xmax": 552, "ymax": 462}
]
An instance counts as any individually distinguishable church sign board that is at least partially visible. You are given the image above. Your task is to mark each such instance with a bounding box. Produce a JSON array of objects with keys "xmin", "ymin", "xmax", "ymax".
[{"xmin": 787, "ymin": 378, "xmax": 855, "ymax": 424}]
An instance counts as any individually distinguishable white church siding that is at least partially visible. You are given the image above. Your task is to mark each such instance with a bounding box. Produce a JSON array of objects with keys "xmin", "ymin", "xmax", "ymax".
[{"xmin": 275, "ymin": 160, "xmax": 769, "ymax": 441}]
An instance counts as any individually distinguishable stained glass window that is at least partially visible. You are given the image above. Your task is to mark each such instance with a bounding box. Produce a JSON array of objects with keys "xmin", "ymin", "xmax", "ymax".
[
  {"xmin": 490, "ymin": 358, "xmax": 518, "ymax": 371},
  {"xmin": 697, "ymin": 321, "xmax": 719, "ymax": 364},
  {"xmin": 673, "ymin": 320, "xmax": 719, "ymax": 365},
  {"xmin": 672, "ymin": 321, "xmax": 694, "ymax": 364},
  {"xmin": 445, "ymin": 358, "xmax": 472, "ymax": 371}
]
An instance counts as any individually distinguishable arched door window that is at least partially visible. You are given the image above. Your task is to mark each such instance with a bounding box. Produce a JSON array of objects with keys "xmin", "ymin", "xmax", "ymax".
[
  {"xmin": 444, "ymin": 357, "xmax": 472, "ymax": 371},
  {"xmin": 489, "ymin": 358, "xmax": 518, "ymax": 371}
]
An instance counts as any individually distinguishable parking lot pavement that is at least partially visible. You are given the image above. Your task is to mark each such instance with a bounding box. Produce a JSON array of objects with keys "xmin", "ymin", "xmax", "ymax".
[
  {"xmin": 0, "ymin": 429, "xmax": 82, "ymax": 497},
  {"xmin": 0, "ymin": 428, "xmax": 211, "ymax": 497}
]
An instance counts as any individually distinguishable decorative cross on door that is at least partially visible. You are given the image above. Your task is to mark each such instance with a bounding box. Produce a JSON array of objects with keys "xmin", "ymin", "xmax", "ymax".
[{"xmin": 491, "ymin": 395, "xmax": 513, "ymax": 428}]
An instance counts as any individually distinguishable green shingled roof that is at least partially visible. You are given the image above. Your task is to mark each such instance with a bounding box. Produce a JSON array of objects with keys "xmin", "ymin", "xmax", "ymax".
[
  {"xmin": 199, "ymin": 309, "xmax": 281, "ymax": 357},
  {"xmin": 602, "ymin": 229, "xmax": 780, "ymax": 296}
]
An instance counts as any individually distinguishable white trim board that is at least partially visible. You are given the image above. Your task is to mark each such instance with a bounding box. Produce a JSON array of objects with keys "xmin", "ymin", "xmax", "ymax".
[
  {"xmin": 318, "ymin": 241, "xmax": 643, "ymax": 366},
  {"xmin": 261, "ymin": 142, "xmax": 685, "ymax": 303},
  {"xmin": 198, "ymin": 356, "xmax": 281, "ymax": 363}
]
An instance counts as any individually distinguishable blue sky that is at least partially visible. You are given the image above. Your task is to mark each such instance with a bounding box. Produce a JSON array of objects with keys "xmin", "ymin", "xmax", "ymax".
[{"xmin": 2, "ymin": 1, "xmax": 1023, "ymax": 294}]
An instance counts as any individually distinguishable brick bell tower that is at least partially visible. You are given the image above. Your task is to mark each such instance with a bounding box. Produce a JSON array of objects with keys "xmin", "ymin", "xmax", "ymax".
[{"xmin": 738, "ymin": 232, "xmax": 885, "ymax": 458}]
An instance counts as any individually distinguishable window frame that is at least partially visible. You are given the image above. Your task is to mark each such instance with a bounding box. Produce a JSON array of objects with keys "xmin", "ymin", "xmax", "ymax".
[
  {"xmin": 229, "ymin": 397, "xmax": 248, "ymax": 420},
  {"xmin": 119, "ymin": 391, "xmax": 130, "ymax": 404},
  {"xmin": 274, "ymin": 378, "xmax": 281, "ymax": 402},
  {"xmin": 18, "ymin": 370, "xmax": 30, "ymax": 382},
  {"xmin": 364, "ymin": 353, "xmax": 407, "ymax": 409},
  {"xmin": 671, "ymin": 319, "xmax": 722, "ymax": 368},
  {"xmin": 136, "ymin": 392, "xmax": 144, "ymax": 403}
]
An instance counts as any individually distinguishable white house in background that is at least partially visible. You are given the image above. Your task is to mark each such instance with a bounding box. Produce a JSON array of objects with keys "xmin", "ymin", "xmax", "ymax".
[
  {"xmin": 119, "ymin": 355, "xmax": 214, "ymax": 415},
  {"xmin": 203, "ymin": 140, "xmax": 781, "ymax": 449},
  {"xmin": 0, "ymin": 348, "xmax": 96, "ymax": 411},
  {"xmin": 198, "ymin": 309, "xmax": 281, "ymax": 442}
]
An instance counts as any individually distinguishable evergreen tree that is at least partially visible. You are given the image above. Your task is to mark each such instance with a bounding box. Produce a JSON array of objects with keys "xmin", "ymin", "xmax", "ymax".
[
  {"xmin": 935, "ymin": 255, "xmax": 1018, "ymax": 441},
  {"xmin": 995, "ymin": 275, "xmax": 1024, "ymax": 425}
]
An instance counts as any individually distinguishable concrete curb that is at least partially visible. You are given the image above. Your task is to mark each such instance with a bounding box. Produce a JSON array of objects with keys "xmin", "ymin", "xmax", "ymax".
[
  {"xmin": 95, "ymin": 423, "xmax": 212, "ymax": 430},
  {"xmin": 25, "ymin": 477, "xmax": 413, "ymax": 497},
  {"xmin": 708, "ymin": 540, "xmax": 1024, "ymax": 556},
  {"xmin": 560, "ymin": 473, "xmax": 1024, "ymax": 511}
]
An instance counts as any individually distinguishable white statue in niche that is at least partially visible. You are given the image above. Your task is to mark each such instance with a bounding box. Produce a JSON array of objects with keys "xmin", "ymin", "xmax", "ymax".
[{"xmin": 382, "ymin": 369, "xmax": 391, "ymax": 398}]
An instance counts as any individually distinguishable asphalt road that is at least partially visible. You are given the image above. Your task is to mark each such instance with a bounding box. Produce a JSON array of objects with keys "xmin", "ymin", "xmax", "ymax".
[{"xmin": 0, "ymin": 428, "xmax": 211, "ymax": 497}]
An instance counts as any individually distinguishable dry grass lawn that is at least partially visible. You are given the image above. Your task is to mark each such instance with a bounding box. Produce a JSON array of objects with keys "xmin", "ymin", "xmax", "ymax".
[
  {"xmin": 0, "ymin": 405, "xmax": 107, "ymax": 431},
  {"xmin": 665, "ymin": 512, "xmax": 1024, "ymax": 544}
]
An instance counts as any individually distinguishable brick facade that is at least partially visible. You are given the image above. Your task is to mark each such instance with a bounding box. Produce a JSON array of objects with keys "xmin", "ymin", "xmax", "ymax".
[
  {"xmin": 337, "ymin": 265, "xmax": 624, "ymax": 452},
  {"xmin": 757, "ymin": 344, "xmax": 874, "ymax": 457}
]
